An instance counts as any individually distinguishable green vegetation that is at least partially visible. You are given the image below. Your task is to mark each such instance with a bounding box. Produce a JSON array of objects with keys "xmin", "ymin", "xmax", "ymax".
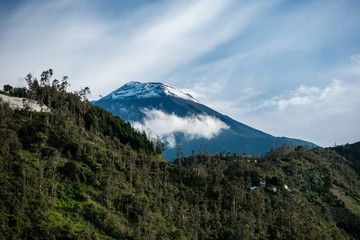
[
  {"xmin": 331, "ymin": 186, "xmax": 360, "ymax": 216},
  {"xmin": 332, "ymin": 142, "xmax": 360, "ymax": 175},
  {"xmin": 1, "ymin": 71, "xmax": 360, "ymax": 239}
]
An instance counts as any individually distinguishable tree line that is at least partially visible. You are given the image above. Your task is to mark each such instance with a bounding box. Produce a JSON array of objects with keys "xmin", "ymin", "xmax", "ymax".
[{"xmin": 0, "ymin": 70, "xmax": 359, "ymax": 239}]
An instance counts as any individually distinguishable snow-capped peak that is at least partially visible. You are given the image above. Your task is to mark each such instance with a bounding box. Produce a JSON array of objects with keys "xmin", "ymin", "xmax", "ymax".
[{"xmin": 105, "ymin": 81, "xmax": 199, "ymax": 103}]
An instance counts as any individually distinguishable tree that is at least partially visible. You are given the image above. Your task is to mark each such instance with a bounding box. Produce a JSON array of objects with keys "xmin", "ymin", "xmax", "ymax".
[
  {"xmin": 12, "ymin": 87, "xmax": 27, "ymax": 98},
  {"xmin": 25, "ymin": 73, "xmax": 39, "ymax": 101},
  {"xmin": 155, "ymin": 136, "xmax": 165, "ymax": 155},
  {"xmin": 40, "ymin": 69, "xmax": 53, "ymax": 87},
  {"xmin": 76, "ymin": 87, "xmax": 91, "ymax": 102},
  {"xmin": 3, "ymin": 84, "xmax": 13, "ymax": 93},
  {"xmin": 60, "ymin": 76, "xmax": 70, "ymax": 92}
]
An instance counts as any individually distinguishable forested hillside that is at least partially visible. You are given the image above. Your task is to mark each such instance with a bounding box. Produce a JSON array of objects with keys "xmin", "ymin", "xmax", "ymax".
[
  {"xmin": 0, "ymin": 71, "xmax": 360, "ymax": 239},
  {"xmin": 332, "ymin": 142, "xmax": 360, "ymax": 175}
]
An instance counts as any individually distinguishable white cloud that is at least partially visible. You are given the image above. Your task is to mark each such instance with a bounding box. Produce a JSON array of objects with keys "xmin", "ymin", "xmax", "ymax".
[
  {"xmin": 179, "ymin": 88, "xmax": 204, "ymax": 101},
  {"xmin": 260, "ymin": 79, "xmax": 346, "ymax": 111},
  {"xmin": 1, "ymin": 0, "xmax": 359, "ymax": 149},
  {"xmin": 132, "ymin": 109, "xmax": 229, "ymax": 148},
  {"xmin": 0, "ymin": 0, "xmax": 272, "ymax": 99},
  {"xmin": 164, "ymin": 134, "xmax": 177, "ymax": 149},
  {"xmin": 233, "ymin": 78, "xmax": 360, "ymax": 147}
]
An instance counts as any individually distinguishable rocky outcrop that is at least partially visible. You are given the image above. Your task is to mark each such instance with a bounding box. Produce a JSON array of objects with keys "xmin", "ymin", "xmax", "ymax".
[{"xmin": 0, "ymin": 94, "xmax": 50, "ymax": 112}]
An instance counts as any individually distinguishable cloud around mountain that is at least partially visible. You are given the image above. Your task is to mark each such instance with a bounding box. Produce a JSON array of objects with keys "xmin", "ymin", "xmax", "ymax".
[{"xmin": 132, "ymin": 109, "xmax": 229, "ymax": 148}]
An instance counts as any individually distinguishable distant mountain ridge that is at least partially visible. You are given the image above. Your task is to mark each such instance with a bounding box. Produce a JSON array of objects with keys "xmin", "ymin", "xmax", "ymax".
[{"xmin": 92, "ymin": 82, "xmax": 316, "ymax": 159}]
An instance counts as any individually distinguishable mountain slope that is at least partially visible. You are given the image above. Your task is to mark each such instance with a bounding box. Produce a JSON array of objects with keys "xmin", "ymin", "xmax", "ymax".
[
  {"xmin": 332, "ymin": 142, "xmax": 360, "ymax": 175},
  {"xmin": 93, "ymin": 82, "xmax": 315, "ymax": 159},
  {"xmin": 1, "ymin": 75, "xmax": 359, "ymax": 239},
  {"xmin": 1, "ymin": 100, "xmax": 359, "ymax": 239}
]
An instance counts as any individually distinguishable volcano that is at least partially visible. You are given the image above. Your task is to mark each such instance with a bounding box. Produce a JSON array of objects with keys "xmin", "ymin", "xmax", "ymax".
[{"xmin": 92, "ymin": 81, "xmax": 316, "ymax": 160}]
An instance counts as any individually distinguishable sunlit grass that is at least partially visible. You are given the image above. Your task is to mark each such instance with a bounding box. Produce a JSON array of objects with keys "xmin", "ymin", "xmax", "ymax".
[{"xmin": 331, "ymin": 186, "xmax": 360, "ymax": 216}]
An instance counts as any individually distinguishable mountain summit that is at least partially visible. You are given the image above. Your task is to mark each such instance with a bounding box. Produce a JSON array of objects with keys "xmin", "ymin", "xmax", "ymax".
[
  {"xmin": 93, "ymin": 81, "xmax": 316, "ymax": 159},
  {"xmin": 104, "ymin": 81, "xmax": 199, "ymax": 103}
]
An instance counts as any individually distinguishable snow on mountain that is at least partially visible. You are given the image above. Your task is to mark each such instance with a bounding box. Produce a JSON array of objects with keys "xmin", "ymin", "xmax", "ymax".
[
  {"xmin": 105, "ymin": 81, "xmax": 199, "ymax": 103},
  {"xmin": 93, "ymin": 81, "xmax": 317, "ymax": 160}
]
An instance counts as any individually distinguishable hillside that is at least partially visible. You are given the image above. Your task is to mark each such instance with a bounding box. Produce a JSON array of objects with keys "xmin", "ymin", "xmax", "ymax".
[
  {"xmin": 332, "ymin": 142, "xmax": 360, "ymax": 175},
  {"xmin": 1, "ymin": 72, "xmax": 360, "ymax": 239}
]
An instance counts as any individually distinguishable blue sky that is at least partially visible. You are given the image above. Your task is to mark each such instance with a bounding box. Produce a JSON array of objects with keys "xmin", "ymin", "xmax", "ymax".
[{"xmin": 0, "ymin": 0, "xmax": 359, "ymax": 147}]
